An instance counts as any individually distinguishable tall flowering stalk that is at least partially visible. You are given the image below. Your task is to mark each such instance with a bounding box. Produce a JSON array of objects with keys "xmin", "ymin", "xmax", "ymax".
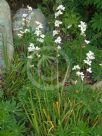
[
  {"xmin": 27, "ymin": 21, "xmax": 45, "ymax": 62},
  {"xmin": 34, "ymin": 21, "xmax": 45, "ymax": 43},
  {"xmin": 78, "ymin": 21, "xmax": 90, "ymax": 45},
  {"xmin": 18, "ymin": 5, "xmax": 33, "ymax": 38},
  {"xmin": 53, "ymin": 5, "xmax": 65, "ymax": 56},
  {"xmin": 84, "ymin": 51, "xmax": 95, "ymax": 73},
  {"xmin": 52, "ymin": 5, "xmax": 65, "ymax": 86},
  {"xmin": 72, "ymin": 65, "xmax": 84, "ymax": 81},
  {"xmin": 72, "ymin": 51, "xmax": 95, "ymax": 81},
  {"xmin": 71, "ymin": 20, "xmax": 95, "ymax": 81}
]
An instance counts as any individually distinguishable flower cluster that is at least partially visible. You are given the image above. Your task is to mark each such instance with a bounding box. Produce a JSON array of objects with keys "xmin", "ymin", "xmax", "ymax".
[
  {"xmin": 27, "ymin": 5, "xmax": 33, "ymax": 11},
  {"xmin": 78, "ymin": 21, "xmax": 90, "ymax": 44},
  {"xmin": 72, "ymin": 65, "xmax": 80, "ymax": 71},
  {"xmin": 55, "ymin": 20, "xmax": 62, "ymax": 27},
  {"xmin": 72, "ymin": 50, "xmax": 95, "ymax": 81},
  {"xmin": 27, "ymin": 21, "xmax": 45, "ymax": 61},
  {"xmin": 28, "ymin": 43, "xmax": 40, "ymax": 52},
  {"xmin": 18, "ymin": 5, "xmax": 33, "ymax": 38},
  {"xmin": 85, "ymin": 39, "xmax": 90, "ymax": 44},
  {"xmin": 78, "ymin": 21, "xmax": 87, "ymax": 36},
  {"xmin": 53, "ymin": 5, "xmax": 65, "ymax": 52},
  {"xmin": 84, "ymin": 51, "xmax": 95, "ymax": 73},
  {"xmin": 34, "ymin": 21, "xmax": 45, "ymax": 43},
  {"xmin": 22, "ymin": 5, "xmax": 32, "ymax": 27},
  {"xmin": 76, "ymin": 71, "xmax": 84, "ymax": 81},
  {"xmin": 72, "ymin": 65, "xmax": 84, "ymax": 81},
  {"xmin": 55, "ymin": 5, "xmax": 65, "ymax": 18},
  {"xmin": 28, "ymin": 43, "xmax": 41, "ymax": 60},
  {"xmin": 18, "ymin": 29, "xmax": 30, "ymax": 38}
]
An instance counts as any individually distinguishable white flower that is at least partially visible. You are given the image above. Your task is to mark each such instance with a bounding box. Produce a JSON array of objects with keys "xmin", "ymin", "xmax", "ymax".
[
  {"xmin": 28, "ymin": 43, "xmax": 35, "ymax": 52},
  {"xmin": 19, "ymin": 30, "xmax": 24, "ymax": 34},
  {"xmin": 86, "ymin": 51, "xmax": 95, "ymax": 60},
  {"xmin": 76, "ymin": 71, "xmax": 84, "ymax": 77},
  {"xmin": 28, "ymin": 47, "xmax": 35, "ymax": 52},
  {"xmin": 30, "ymin": 65, "xmax": 34, "ymax": 68},
  {"xmin": 22, "ymin": 14, "xmax": 31, "ymax": 26},
  {"xmin": 99, "ymin": 64, "xmax": 102, "ymax": 67},
  {"xmin": 17, "ymin": 33, "xmax": 23, "ymax": 38},
  {"xmin": 57, "ymin": 45, "xmax": 61, "ymax": 50},
  {"xmin": 86, "ymin": 67, "xmax": 92, "ymax": 73},
  {"xmin": 28, "ymin": 55, "xmax": 33, "ymax": 59},
  {"xmin": 57, "ymin": 54, "xmax": 60, "ymax": 57},
  {"xmin": 55, "ymin": 10, "xmax": 63, "ymax": 18},
  {"xmin": 84, "ymin": 51, "xmax": 95, "ymax": 66},
  {"xmin": 24, "ymin": 29, "xmax": 30, "ymax": 33},
  {"xmin": 55, "ymin": 20, "xmax": 62, "ymax": 27},
  {"xmin": 34, "ymin": 22, "xmax": 45, "ymax": 42},
  {"xmin": 22, "ymin": 18, "xmax": 26, "ymax": 21},
  {"xmin": 36, "ymin": 54, "xmax": 41, "ymax": 58},
  {"xmin": 76, "ymin": 71, "xmax": 84, "ymax": 81},
  {"xmin": 35, "ymin": 21, "xmax": 43, "ymax": 29},
  {"xmin": 29, "ymin": 43, "xmax": 34, "ymax": 47},
  {"xmin": 35, "ymin": 29, "xmax": 42, "ymax": 36},
  {"xmin": 74, "ymin": 80, "xmax": 78, "ymax": 84},
  {"xmin": 84, "ymin": 59, "xmax": 92, "ymax": 66},
  {"xmin": 67, "ymin": 25, "xmax": 72, "ymax": 29},
  {"xmin": 37, "ymin": 38, "xmax": 44, "ymax": 43},
  {"xmin": 22, "ymin": 14, "xmax": 28, "ymax": 18},
  {"xmin": 53, "ymin": 30, "xmax": 59, "ymax": 36},
  {"xmin": 28, "ymin": 44, "xmax": 40, "ymax": 52},
  {"xmin": 55, "ymin": 36, "xmax": 62, "ymax": 44},
  {"xmin": 40, "ymin": 34, "xmax": 45, "ymax": 39},
  {"xmin": 81, "ymin": 75, "xmax": 84, "ymax": 81},
  {"xmin": 35, "ymin": 46, "xmax": 40, "ymax": 51},
  {"xmin": 87, "ymin": 51, "xmax": 94, "ymax": 56},
  {"xmin": 72, "ymin": 65, "xmax": 80, "ymax": 70},
  {"xmin": 56, "ymin": 5, "xmax": 65, "ymax": 11},
  {"xmin": 85, "ymin": 39, "xmax": 90, "ymax": 44},
  {"xmin": 78, "ymin": 21, "xmax": 87, "ymax": 36},
  {"xmin": 87, "ymin": 55, "xmax": 95, "ymax": 60},
  {"xmin": 27, "ymin": 5, "xmax": 32, "ymax": 11},
  {"xmin": 35, "ymin": 21, "xmax": 41, "ymax": 25},
  {"xmin": 37, "ymin": 24, "xmax": 43, "ymax": 29}
]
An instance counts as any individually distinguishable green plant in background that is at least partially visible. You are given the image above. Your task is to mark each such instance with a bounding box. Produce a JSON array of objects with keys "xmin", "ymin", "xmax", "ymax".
[
  {"xmin": 20, "ymin": 4, "xmax": 102, "ymax": 136},
  {"xmin": 0, "ymin": 99, "xmax": 26, "ymax": 136},
  {"xmin": 64, "ymin": 0, "xmax": 102, "ymax": 47},
  {"xmin": 40, "ymin": 0, "xmax": 102, "ymax": 47},
  {"xmin": 3, "ymin": 54, "xmax": 28, "ymax": 98},
  {"xmin": 23, "ymin": 83, "xmax": 102, "ymax": 136}
]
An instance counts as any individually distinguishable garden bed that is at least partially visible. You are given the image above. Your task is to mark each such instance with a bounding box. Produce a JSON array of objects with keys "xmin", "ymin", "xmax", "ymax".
[{"xmin": 0, "ymin": 0, "xmax": 102, "ymax": 135}]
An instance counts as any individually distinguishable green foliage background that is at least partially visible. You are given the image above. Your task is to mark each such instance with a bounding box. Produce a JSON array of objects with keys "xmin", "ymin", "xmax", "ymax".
[
  {"xmin": 0, "ymin": 0, "xmax": 102, "ymax": 135},
  {"xmin": 42, "ymin": 0, "xmax": 102, "ymax": 47},
  {"xmin": 7, "ymin": 0, "xmax": 102, "ymax": 47}
]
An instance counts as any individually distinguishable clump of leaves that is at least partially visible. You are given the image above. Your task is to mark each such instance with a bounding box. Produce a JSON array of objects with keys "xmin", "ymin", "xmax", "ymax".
[
  {"xmin": 0, "ymin": 99, "xmax": 26, "ymax": 136},
  {"xmin": 23, "ymin": 83, "xmax": 102, "ymax": 136}
]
